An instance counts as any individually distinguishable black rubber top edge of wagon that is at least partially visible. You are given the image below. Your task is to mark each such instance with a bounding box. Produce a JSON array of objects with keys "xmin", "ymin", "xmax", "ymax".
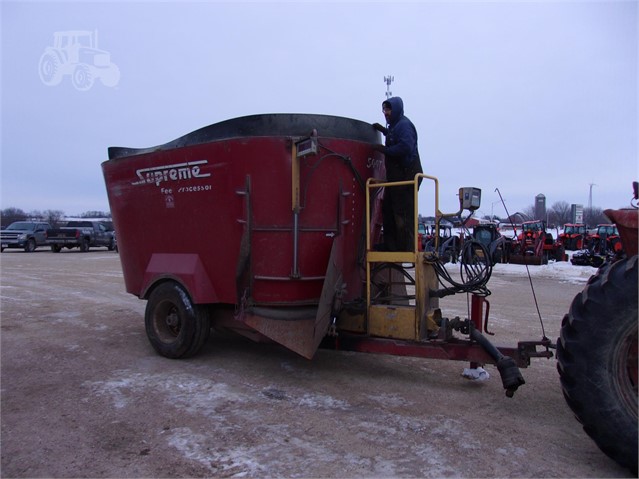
[{"xmin": 107, "ymin": 113, "xmax": 379, "ymax": 160}]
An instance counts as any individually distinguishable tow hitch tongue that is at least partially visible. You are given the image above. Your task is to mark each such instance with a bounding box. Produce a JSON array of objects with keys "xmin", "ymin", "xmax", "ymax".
[{"xmin": 469, "ymin": 326, "xmax": 526, "ymax": 397}]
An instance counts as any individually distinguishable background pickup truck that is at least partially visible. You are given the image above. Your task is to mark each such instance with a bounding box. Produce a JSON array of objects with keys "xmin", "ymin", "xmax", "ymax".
[
  {"xmin": 1, "ymin": 221, "xmax": 52, "ymax": 252},
  {"xmin": 46, "ymin": 220, "xmax": 115, "ymax": 252}
]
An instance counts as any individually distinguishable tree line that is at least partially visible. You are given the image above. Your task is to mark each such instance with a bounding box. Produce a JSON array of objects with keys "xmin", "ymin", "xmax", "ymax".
[
  {"xmin": 422, "ymin": 200, "xmax": 611, "ymax": 229},
  {"xmin": 1, "ymin": 202, "xmax": 612, "ymax": 231},
  {"xmin": 514, "ymin": 201, "xmax": 609, "ymax": 229},
  {"xmin": 0, "ymin": 208, "xmax": 111, "ymax": 228}
]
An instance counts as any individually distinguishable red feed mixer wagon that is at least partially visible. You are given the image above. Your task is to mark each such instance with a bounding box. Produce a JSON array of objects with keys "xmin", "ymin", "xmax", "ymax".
[
  {"xmin": 103, "ymin": 114, "xmax": 387, "ymax": 360},
  {"xmin": 102, "ymin": 113, "xmax": 553, "ymax": 396}
]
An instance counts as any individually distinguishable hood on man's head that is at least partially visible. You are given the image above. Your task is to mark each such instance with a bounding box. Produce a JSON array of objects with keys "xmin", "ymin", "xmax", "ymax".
[{"xmin": 382, "ymin": 96, "xmax": 404, "ymax": 125}]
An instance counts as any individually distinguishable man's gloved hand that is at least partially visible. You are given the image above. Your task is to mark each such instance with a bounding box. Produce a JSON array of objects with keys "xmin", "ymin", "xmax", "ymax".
[{"xmin": 372, "ymin": 123, "xmax": 387, "ymax": 134}]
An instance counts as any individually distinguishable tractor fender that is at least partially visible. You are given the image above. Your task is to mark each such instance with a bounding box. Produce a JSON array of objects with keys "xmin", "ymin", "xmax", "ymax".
[
  {"xmin": 605, "ymin": 208, "xmax": 638, "ymax": 257},
  {"xmin": 140, "ymin": 253, "xmax": 218, "ymax": 304}
]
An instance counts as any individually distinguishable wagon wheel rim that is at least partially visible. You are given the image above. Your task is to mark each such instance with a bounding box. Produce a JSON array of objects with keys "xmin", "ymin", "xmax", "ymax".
[{"xmin": 153, "ymin": 302, "xmax": 182, "ymax": 342}]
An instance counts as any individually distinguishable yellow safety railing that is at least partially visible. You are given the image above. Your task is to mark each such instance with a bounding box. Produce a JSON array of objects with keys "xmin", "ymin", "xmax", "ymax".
[
  {"xmin": 365, "ymin": 173, "xmax": 442, "ymax": 313},
  {"xmin": 365, "ymin": 173, "xmax": 442, "ymax": 255}
]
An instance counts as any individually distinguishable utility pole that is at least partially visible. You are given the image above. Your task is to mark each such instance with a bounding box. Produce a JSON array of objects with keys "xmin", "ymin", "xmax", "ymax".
[
  {"xmin": 588, "ymin": 183, "xmax": 597, "ymax": 210},
  {"xmin": 384, "ymin": 75, "xmax": 394, "ymax": 99}
]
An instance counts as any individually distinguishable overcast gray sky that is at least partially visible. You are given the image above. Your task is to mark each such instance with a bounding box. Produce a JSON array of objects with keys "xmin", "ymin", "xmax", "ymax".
[{"xmin": 1, "ymin": 0, "xmax": 637, "ymax": 219}]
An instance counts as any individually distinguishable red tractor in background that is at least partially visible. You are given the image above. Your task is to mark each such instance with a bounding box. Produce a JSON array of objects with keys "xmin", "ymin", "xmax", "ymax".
[
  {"xmin": 509, "ymin": 219, "xmax": 565, "ymax": 265},
  {"xmin": 588, "ymin": 223, "xmax": 623, "ymax": 255},
  {"xmin": 571, "ymin": 223, "xmax": 623, "ymax": 268},
  {"xmin": 558, "ymin": 223, "xmax": 588, "ymax": 250}
]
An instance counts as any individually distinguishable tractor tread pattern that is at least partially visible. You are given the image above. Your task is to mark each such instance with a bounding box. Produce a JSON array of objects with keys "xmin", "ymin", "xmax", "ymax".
[{"xmin": 557, "ymin": 255, "xmax": 638, "ymax": 473}]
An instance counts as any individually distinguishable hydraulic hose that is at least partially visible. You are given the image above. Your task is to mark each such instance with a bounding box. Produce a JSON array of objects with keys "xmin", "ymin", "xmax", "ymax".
[{"xmin": 469, "ymin": 326, "xmax": 525, "ymax": 398}]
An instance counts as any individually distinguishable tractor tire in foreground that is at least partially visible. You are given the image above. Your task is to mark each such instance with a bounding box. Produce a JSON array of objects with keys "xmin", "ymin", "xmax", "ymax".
[
  {"xmin": 557, "ymin": 255, "xmax": 638, "ymax": 474},
  {"xmin": 145, "ymin": 281, "xmax": 211, "ymax": 359}
]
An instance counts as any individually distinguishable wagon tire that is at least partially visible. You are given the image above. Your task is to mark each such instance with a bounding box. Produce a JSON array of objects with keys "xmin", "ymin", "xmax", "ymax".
[
  {"xmin": 24, "ymin": 239, "xmax": 36, "ymax": 252},
  {"xmin": 51, "ymin": 245, "xmax": 61, "ymax": 253},
  {"xmin": 145, "ymin": 282, "xmax": 211, "ymax": 359},
  {"xmin": 557, "ymin": 256, "xmax": 638, "ymax": 473},
  {"xmin": 79, "ymin": 238, "xmax": 89, "ymax": 252}
]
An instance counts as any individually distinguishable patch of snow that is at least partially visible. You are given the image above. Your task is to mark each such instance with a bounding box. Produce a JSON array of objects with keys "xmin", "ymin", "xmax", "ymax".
[
  {"xmin": 297, "ymin": 393, "xmax": 350, "ymax": 410},
  {"xmin": 84, "ymin": 370, "xmax": 246, "ymax": 413},
  {"xmin": 167, "ymin": 427, "xmax": 267, "ymax": 477},
  {"xmin": 364, "ymin": 392, "xmax": 411, "ymax": 408},
  {"xmin": 496, "ymin": 445, "xmax": 528, "ymax": 457},
  {"xmin": 491, "ymin": 260, "xmax": 598, "ymax": 283},
  {"xmin": 445, "ymin": 255, "xmax": 598, "ymax": 284}
]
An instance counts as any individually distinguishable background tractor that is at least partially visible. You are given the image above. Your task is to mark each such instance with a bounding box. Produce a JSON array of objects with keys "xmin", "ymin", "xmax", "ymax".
[
  {"xmin": 558, "ymin": 223, "xmax": 588, "ymax": 250},
  {"xmin": 587, "ymin": 223, "xmax": 623, "ymax": 256},
  {"xmin": 422, "ymin": 223, "xmax": 461, "ymax": 264},
  {"xmin": 557, "ymin": 182, "xmax": 638, "ymax": 474},
  {"xmin": 467, "ymin": 223, "xmax": 510, "ymax": 266},
  {"xmin": 508, "ymin": 219, "xmax": 565, "ymax": 265},
  {"xmin": 38, "ymin": 30, "xmax": 120, "ymax": 91}
]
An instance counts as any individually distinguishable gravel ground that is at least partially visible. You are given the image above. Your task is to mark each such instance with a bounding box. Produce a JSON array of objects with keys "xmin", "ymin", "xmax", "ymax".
[{"xmin": 0, "ymin": 249, "xmax": 633, "ymax": 478}]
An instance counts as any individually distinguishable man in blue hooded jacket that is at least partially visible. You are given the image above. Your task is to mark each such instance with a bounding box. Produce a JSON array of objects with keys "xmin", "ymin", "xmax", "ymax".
[{"xmin": 372, "ymin": 96, "xmax": 423, "ymax": 251}]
